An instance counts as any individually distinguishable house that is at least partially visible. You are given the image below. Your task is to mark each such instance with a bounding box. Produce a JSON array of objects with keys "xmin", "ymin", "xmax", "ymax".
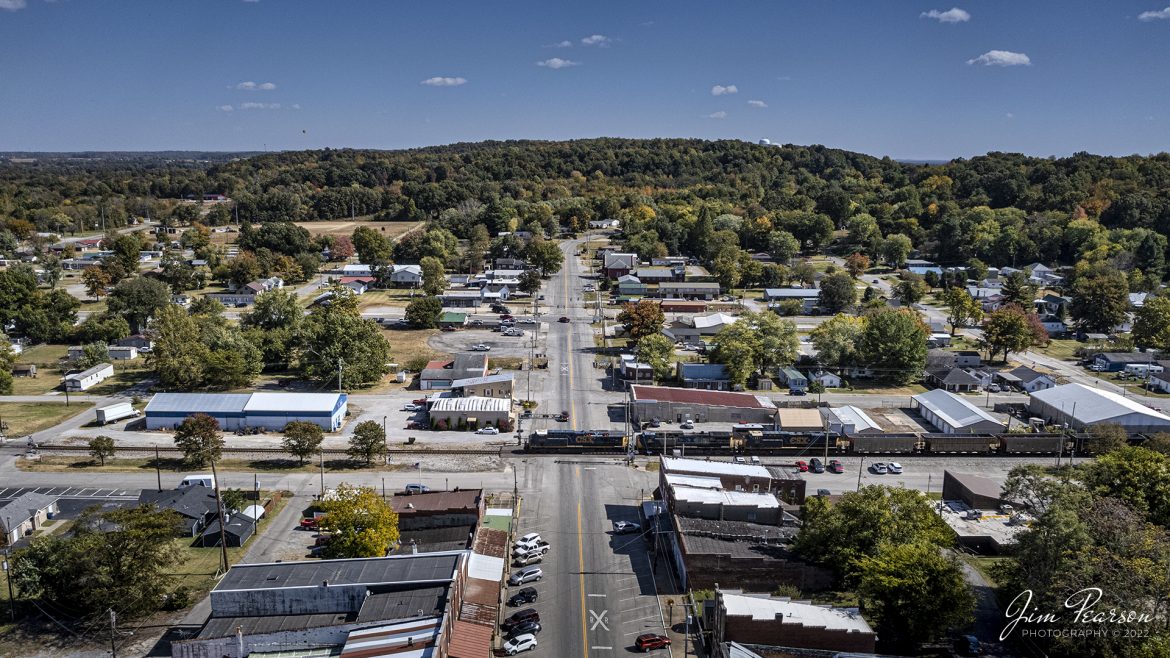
[
  {"xmin": 493, "ymin": 257, "xmax": 528, "ymax": 270},
  {"xmin": 603, "ymin": 252, "xmax": 639, "ymax": 278},
  {"xmin": 1149, "ymin": 362, "xmax": 1170, "ymax": 394},
  {"xmin": 636, "ymin": 266, "xmax": 683, "ymax": 283},
  {"xmin": 925, "ymin": 367, "xmax": 982, "ymax": 393},
  {"xmin": 67, "ymin": 345, "xmax": 86, "ymax": 361},
  {"xmin": 824, "ymin": 406, "xmax": 881, "ymax": 434},
  {"xmin": 967, "ymin": 286, "xmax": 1006, "ymax": 311},
  {"xmin": 1029, "ymin": 383, "xmax": 1170, "ymax": 433},
  {"xmin": 65, "ymin": 363, "xmax": 113, "ymax": 392},
  {"xmin": 1035, "ymin": 294, "xmax": 1070, "ymax": 316},
  {"xmin": 954, "ymin": 350, "xmax": 982, "ymax": 367},
  {"xmin": 619, "ymin": 354, "xmax": 655, "ymax": 385},
  {"xmin": 631, "ymin": 385, "xmax": 778, "ymax": 425},
  {"xmin": 1039, "ymin": 315, "xmax": 1068, "ymax": 336},
  {"xmin": 438, "ymin": 311, "xmax": 468, "ymax": 328},
  {"xmin": 339, "ymin": 276, "xmax": 374, "ymax": 295},
  {"xmin": 906, "ymin": 259, "xmax": 942, "ymax": 276},
  {"xmin": 1001, "ymin": 366, "xmax": 1057, "ymax": 393},
  {"xmin": 207, "ymin": 276, "xmax": 283, "ymax": 306},
  {"xmin": 657, "ymin": 281, "xmax": 721, "ymax": 300},
  {"xmin": 451, "ymin": 373, "xmax": 514, "ymax": 400},
  {"xmin": 777, "ymin": 367, "xmax": 808, "ymax": 393},
  {"xmin": 912, "ymin": 389, "xmax": 1004, "ymax": 434},
  {"xmin": 662, "ymin": 312, "xmax": 737, "ymax": 343},
  {"xmin": 107, "ymin": 345, "xmax": 138, "ymax": 361},
  {"xmin": 171, "ymin": 553, "xmax": 463, "ymax": 658},
  {"xmin": 115, "ymin": 334, "xmax": 153, "ymax": 351},
  {"xmin": 138, "ymin": 486, "xmax": 219, "ymax": 537},
  {"xmin": 588, "ymin": 219, "xmax": 621, "ymax": 230},
  {"xmin": 420, "ymin": 353, "xmax": 489, "ymax": 390},
  {"xmin": 678, "ymin": 363, "xmax": 731, "ymax": 390},
  {"xmin": 807, "ymin": 371, "xmax": 841, "ymax": 388},
  {"xmin": 1129, "ymin": 292, "xmax": 1149, "ymax": 309},
  {"xmin": 200, "ymin": 511, "xmax": 257, "ymax": 547},
  {"xmin": 1091, "ymin": 352, "xmax": 1153, "ymax": 372},
  {"xmin": 764, "ymin": 288, "xmax": 819, "ymax": 313},
  {"xmin": 0, "ymin": 492, "xmax": 59, "ymax": 546},
  {"xmin": 928, "ymin": 332, "xmax": 953, "ymax": 348},
  {"xmin": 339, "ymin": 263, "xmax": 373, "ymax": 277},
  {"xmin": 145, "ymin": 392, "xmax": 348, "ymax": 431},
  {"xmin": 11, "ymin": 363, "xmax": 36, "ymax": 378},
  {"xmin": 713, "ymin": 589, "xmax": 876, "ymax": 655},
  {"xmin": 615, "ymin": 274, "xmax": 647, "ymax": 297}
]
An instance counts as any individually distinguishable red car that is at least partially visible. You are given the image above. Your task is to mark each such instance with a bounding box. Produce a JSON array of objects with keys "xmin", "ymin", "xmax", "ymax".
[
  {"xmin": 794, "ymin": 460, "xmax": 809, "ymax": 472},
  {"xmin": 500, "ymin": 314, "xmax": 514, "ymax": 321},
  {"xmin": 828, "ymin": 459, "xmax": 845, "ymax": 474},
  {"xmin": 635, "ymin": 633, "xmax": 671, "ymax": 651},
  {"xmin": 299, "ymin": 518, "xmax": 318, "ymax": 530}
]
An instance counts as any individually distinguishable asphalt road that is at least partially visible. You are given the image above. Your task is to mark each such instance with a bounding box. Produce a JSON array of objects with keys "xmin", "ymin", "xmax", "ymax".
[{"xmin": 511, "ymin": 458, "xmax": 666, "ymax": 658}]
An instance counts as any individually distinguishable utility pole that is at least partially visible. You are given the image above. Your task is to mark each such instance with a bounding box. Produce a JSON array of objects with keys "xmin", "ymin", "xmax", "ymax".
[
  {"xmin": 155, "ymin": 446, "xmax": 162, "ymax": 492},
  {"xmin": 856, "ymin": 455, "xmax": 865, "ymax": 490},
  {"xmin": 108, "ymin": 608, "xmax": 117, "ymax": 658},
  {"xmin": 209, "ymin": 460, "xmax": 229, "ymax": 575},
  {"xmin": 3, "ymin": 547, "xmax": 15, "ymax": 621},
  {"xmin": 319, "ymin": 448, "xmax": 326, "ymax": 495},
  {"xmin": 337, "ymin": 357, "xmax": 344, "ymax": 393}
]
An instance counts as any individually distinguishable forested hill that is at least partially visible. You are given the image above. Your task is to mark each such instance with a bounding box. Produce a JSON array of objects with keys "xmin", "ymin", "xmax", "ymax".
[{"xmin": 3, "ymin": 138, "xmax": 1170, "ymax": 269}]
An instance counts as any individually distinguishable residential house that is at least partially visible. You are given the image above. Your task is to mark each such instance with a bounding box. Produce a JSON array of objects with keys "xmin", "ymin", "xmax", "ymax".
[
  {"xmin": 1092, "ymin": 352, "xmax": 1154, "ymax": 372},
  {"xmin": 138, "ymin": 486, "xmax": 219, "ymax": 537},
  {"xmin": 107, "ymin": 345, "xmax": 138, "ymax": 361},
  {"xmin": 906, "ymin": 259, "xmax": 942, "ymax": 276},
  {"xmin": 636, "ymin": 266, "xmax": 683, "ymax": 283},
  {"xmin": 777, "ymin": 367, "xmax": 808, "ymax": 393},
  {"xmin": 662, "ymin": 312, "xmax": 737, "ymax": 344},
  {"xmin": 588, "ymin": 219, "xmax": 620, "ymax": 230},
  {"xmin": 925, "ymin": 367, "xmax": 982, "ymax": 393},
  {"xmin": 603, "ymin": 252, "xmax": 639, "ymax": 278},
  {"xmin": 339, "ymin": 276, "xmax": 375, "ymax": 295},
  {"xmin": 615, "ymin": 274, "xmax": 647, "ymax": 297},
  {"xmin": 115, "ymin": 334, "xmax": 153, "ymax": 351},
  {"xmin": 967, "ymin": 286, "xmax": 1006, "ymax": 311},
  {"xmin": 493, "ymin": 257, "xmax": 528, "ymax": 270},
  {"xmin": 999, "ymin": 366, "xmax": 1057, "ymax": 393},
  {"xmin": 0, "ymin": 492, "xmax": 59, "ymax": 546},
  {"xmin": 764, "ymin": 288, "xmax": 819, "ymax": 314},
  {"xmin": 1130, "ymin": 292, "xmax": 1149, "ymax": 309},
  {"xmin": 807, "ymin": 370, "xmax": 841, "ymax": 388},
  {"xmin": 678, "ymin": 363, "xmax": 731, "ymax": 390},
  {"xmin": 619, "ymin": 354, "xmax": 656, "ymax": 385},
  {"xmin": 1035, "ymin": 294, "xmax": 1070, "ymax": 316},
  {"xmin": 207, "ymin": 276, "xmax": 283, "ymax": 306},
  {"xmin": 1039, "ymin": 315, "xmax": 1068, "ymax": 336},
  {"xmin": 1149, "ymin": 362, "xmax": 1170, "ymax": 394},
  {"xmin": 339, "ymin": 263, "xmax": 373, "ymax": 277},
  {"xmin": 657, "ymin": 281, "xmax": 721, "ymax": 300},
  {"xmin": 954, "ymin": 350, "xmax": 982, "ymax": 367},
  {"xmin": 420, "ymin": 353, "xmax": 489, "ymax": 390},
  {"xmin": 65, "ymin": 363, "xmax": 113, "ymax": 392}
]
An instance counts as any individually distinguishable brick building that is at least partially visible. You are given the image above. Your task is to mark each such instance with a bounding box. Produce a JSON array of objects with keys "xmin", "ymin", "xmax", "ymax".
[{"xmin": 712, "ymin": 590, "xmax": 876, "ymax": 654}]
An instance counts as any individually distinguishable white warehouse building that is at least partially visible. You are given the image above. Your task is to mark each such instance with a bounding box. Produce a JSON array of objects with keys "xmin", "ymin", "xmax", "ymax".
[
  {"xmin": 911, "ymin": 389, "xmax": 1004, "ymax": 434},
  {"xmin": 145, "ymin": 392, "xmax": 348, "ymax": 431},
  {"xmin": 1028, "ymin": 383, "xmax": 1170, "ymax": 434}
]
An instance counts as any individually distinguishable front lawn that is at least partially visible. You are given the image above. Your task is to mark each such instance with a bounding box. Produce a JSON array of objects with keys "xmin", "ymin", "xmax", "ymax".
[{"xmin": 0, "ymin": 402, "xmax": 94, "ymax": 437}]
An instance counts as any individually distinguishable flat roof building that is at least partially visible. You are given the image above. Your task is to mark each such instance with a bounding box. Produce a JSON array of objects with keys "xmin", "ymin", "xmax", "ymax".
[
  {"xmin": 428, "ymin": 396, "xmax": 513, "ymax": 431},
  {"xmin": 713, "ymin": 590, "xmax": 876, "ymax": 655},
  {"xmin": 630, "ymin": 384, "xmax": 778, "ymax": 425},
  {"xmin": 1029, "ymin": 383, "xmax": 1170, "ymax": 433},
  {"xmin": 145, "ymin": 392, "xmax": 348, "ymax": 431}
]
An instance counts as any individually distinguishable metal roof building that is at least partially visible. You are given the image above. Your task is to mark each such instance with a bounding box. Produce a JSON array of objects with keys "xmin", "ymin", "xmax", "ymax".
[
  {"xmin": 911, "ymin": 389, "xmax": 1004, "ymax": 434},
  {"xmin": 1029, "ymin": 383, "xmax": 1170, "ymax": 433},
  {"xmin": 145, "ymin": 392, "xmax": 348, "ymax": 432}
]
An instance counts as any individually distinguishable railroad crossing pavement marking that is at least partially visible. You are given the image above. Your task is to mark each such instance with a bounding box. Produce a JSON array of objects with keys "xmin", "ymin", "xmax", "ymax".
[{"xmin": 589, "ymin": 608, "xmax": 610, "ymax": 631}]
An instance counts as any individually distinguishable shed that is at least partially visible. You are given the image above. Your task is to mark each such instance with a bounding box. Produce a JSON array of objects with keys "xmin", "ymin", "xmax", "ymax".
[{"xmin": 11, "ymin": 364, "xmax": 36, "ymax": 378}]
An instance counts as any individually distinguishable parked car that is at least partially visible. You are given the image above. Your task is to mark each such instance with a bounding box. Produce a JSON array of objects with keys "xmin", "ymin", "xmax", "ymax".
[
  {"xmin": 558, "ymin": 316, "xmax": 570, "ymax": 323},
  {"xmin": 471, "ymin": 344, "xmax": 491, "ymax": 351},
  {"xmin": 828, "ymin": 459, "xmax": 844, "ymax": 474},
  {"xmin": 505, "ymin": 620, "xmax": 542, "ymax": 639},
  {"xmin": 402, "ymin": 403, "xmax": 423, "ymax": 412},
  {"xmin": 405, "ymin": 421, "xmax": 425, "ymax": 430},
  {"xmin": 635, "ymin": 633, "xmax": 671, "ymax": 651},
  {"xmin": 299, "ymin": 517, "xmax": 319, "ymax": 530},
  {"xmin": 749, "ymin": 455, "xmax": 760, "ymax": 464},
  {"xmin": 816, "ymin": 488, "xmax": 832, "ymax": 497},
  {"xmin": 789, "ymin": 388, "xmax": 807, "ymax": 396},
  {"xmin": 810, "ymin": 458, "xmax": 825, "ymax": 473},
  {"xmin": 513, "ymin": 552, "xmax": 544, "ymax": 566},
  {"xmin": 613, "ymin": 520, "xmax": 640, "ymax": 534},
  {"xmin": 734, "ymin": 456, "xmax": 746, "ymax": 464},
  {"xmin": 515, "ymin": 532, "xmax": 542, "ymax": 545},
  {"xmin": 476, "ymin": 426, "xmax": 500, "ymax": 435},
  {"xmin": 509, "ymin": 567, "xmax": 544, "ymax": 585},
  {"xmin": 500, "ymin": 314, "xmax": 514, "ymax": 321},
  {"xmin": 404, "ymin": 483, "xmax": 430, "ymax": 495},
  {"xmin": 502, "ymin": 633, "xmax": 537, "ymax": 655},
  {"xmin": 794, "ymin": 460, "xmax": 808, "ymax": 472},
  {"xmin": 680, "ymin": 420, "xmax": 694, "ymax": 429},
  {"xmin": 887, "ymin": 462, "xmax": 903, "ymax": 474},
  {"xmin": 519, "ymin": 318, "xmax": 537, "ymax": 324},
  {"xmin": 870, "ymin": 462, "xmax": 889, "ymax": 475},
  {"xmin": 500, "ymin": 604, "xmax": 540, "ymax": 632},
  {"xmin": 646, "ymin": 418, "xmax": 661, "ymax": 428},
  {"xmin": 508, "ymin": 587, "xmax": 539, "ymax": 607},
  {"xmin": 512, "ymin": 543, "xmax": 549, "ymax": 559}
]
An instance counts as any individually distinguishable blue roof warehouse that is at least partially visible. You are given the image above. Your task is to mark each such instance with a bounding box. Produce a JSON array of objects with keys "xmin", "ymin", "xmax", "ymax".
[{"xmin": 145, "ymin": 392, "xmax": 348, "ymax": 432}]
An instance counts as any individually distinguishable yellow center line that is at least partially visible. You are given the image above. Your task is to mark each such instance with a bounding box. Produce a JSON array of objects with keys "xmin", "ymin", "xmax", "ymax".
[
  {"xmin": 577, "ymin": 467, "xmax": 588, "ymax": 658},
  {"xmin": 564, "ymin": 243, "xmax": 578, "ymax": 430}
]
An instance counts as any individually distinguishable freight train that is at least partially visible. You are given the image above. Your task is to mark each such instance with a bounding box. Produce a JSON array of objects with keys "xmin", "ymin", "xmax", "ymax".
[{"xmin": 524, "ymin": 427, "xmax": 1094, "ymax": 457}]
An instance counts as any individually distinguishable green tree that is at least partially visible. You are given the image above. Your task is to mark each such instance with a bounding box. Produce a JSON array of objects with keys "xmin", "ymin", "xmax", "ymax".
[
  {"xmin": 347, "ymin": 420, "xmax": 387, "ymax": 466},
  {"xmin": 106, "ymin": 276, "xmax": 172, "ymax": 334},
  {"xmin": 240, "ymin": 288, "xmax": 302, "ymax": 369},
  {"xmin": 71, "ymin": 312, "xmax": 131, "ymax": 345},
  {"xmin": 75, "ymin": 342, "xmax": 109, "ymax": 370},
  {"xmin": 150, "ymin": 304, "xmax": 208, "ymax": 390},
  {"xmin": 892, "ymin": 272, "xmax": 929, "ymax": 305},
  {"xmin": 352, "ymin": 226, "xmax": 394, "ymax": 266},
  {"xmin": 518, "ymin": 269, "xmax": 543, "ymax": 295},
  {"xmin": 82, "ymin": 266, "xmax": 112, "ymax": 301},
  {"xmin": 767, "ymin": 230, "xmax": 800, "ymax": 263},
  {"xmin": 711, "ymin": 248, "xmax": 743, "ymax": 290},
  {"xmin": 300, "ymin": 287, "xmax": 392, "ymax": 387},
  {"xmin": 420, "ymin": 256, "xmax": 446, "ymax": 296},
  {"xmin": 1131, "ymin": 295, "xmax": 1170, "ymax": 350},
  {"xmin": 881, "ymin": 233, "xmax": 912, "ymax": 267},
  {"xmin": 1079, "ymin": 446, "xmax": 1170, "ymax": 525},
  {"xmin": 282, "ymin": 421, "xmax": 324, "ymax": 465},
  {"xmin": 1071, "ymin": 264, "xmax": 1130, "ymax": 333},
  {"xmin": 710, "ymin": 312, "xmax": 798, "ymax": 385},
  {"xmin": 796, "ymin": 485, "xmax": 954, "ymax": 581},
  {"xmin": 636, "ymin": 333, "xmax": 675, "ymax": 381},
  {"xmin": 817, "ymin": 271, "xmax": 857, "ymax": 313},
  {"xmin": 810, "ymin": 313, "xmax": 866, "ymax": 369},
  {"xmin": 318, "ymin": 484, "xmax": 400, "ymax": 558},
  {"xmin": 855, "ymin": 542, "xmax": 974, "ymax": 650},
  {"xmin": 465, "ymin": 224, "xmax": 491, "ymax": 272},
  {"xmin": 405, "ymin": 296, "xmax": 443, "ymax": 329},
  {"xmin": 1000, "ymin": 271, "xmax": 1037, "ymax": 308},
  {"xmin": 173, "ymin": 413, "xmax": 224, "ymax": 467},
  {"xmin": 858, "ymin": 308, "xmax": 928, "ymax": 384},
  {"xmin": 0, "ymin": 344, "xmax": 13, "ymax": 395},
  {"xmin": 11, "ymin": 506, "xmax": 181, "ymax": 619},
  {"xmin": 941, "ymin": 286, "xmax": 983, "ymax": 334},
  {"xmin": 88, "ymin": 435, "xmax": 115, "ymax": 466},
  {"xmin": 617, "ymin": 300, "xmax": 666, "ymax": 341},
  {"xmin": 525, "ymin": 237, "xmax": 564, "ymax": 276},
  {"xmin": 982, "ymin": 304, "xmax": 1048, "ymax": 362}
]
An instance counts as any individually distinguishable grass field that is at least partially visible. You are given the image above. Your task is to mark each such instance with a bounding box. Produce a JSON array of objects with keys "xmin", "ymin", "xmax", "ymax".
[
  {"xmin": 356, "ymin": 289, "xmax": 422, "ymax": 310},
  {"xmin": 0, "ymin": 402, "xmax": 93, "ymax": 437}
]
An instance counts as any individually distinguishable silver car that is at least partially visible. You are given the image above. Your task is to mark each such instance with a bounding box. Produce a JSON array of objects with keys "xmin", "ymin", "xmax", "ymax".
[{"xmin": 509, "ymin": 566, "xmax": 543, "ymax": 585}]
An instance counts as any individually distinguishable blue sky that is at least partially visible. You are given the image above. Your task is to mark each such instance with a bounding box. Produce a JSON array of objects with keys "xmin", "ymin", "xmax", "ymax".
[{"xmin": 1, "ymin": 1, "xmax": 1169, "ymax": 159}]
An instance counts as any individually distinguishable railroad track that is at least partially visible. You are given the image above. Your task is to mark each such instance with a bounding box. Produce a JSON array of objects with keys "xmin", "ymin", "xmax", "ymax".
[{"xmin": 30, "ymin": 444, "xmax": 506, "ymax": 457}]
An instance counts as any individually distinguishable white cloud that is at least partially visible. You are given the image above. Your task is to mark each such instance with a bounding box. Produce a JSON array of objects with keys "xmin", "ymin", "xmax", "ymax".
[
  {"xmin": 711, "ymin": 84, "xmax": 738, "ymax": 96},
  {"xmin": 548, "ymin": 40, "xmax": 573, "ymax": 48},
  {"xmin": 537, "ymin": 58, "xmax": 579, "ymax": 69},
  {"xmin": 0, "ymin": 0, "xmax": 27, "ymax": 10},
  {"xmin": 420, "ymin": 76, "xmax": 468, "ymax": 87},
  {"xmin": 967, "ymin": 50, "xmax": 1031, "ymax": 66},
  {"xmin": 747, "ymin": 100, "xmax": 767, "ymax": 108},
  {"xmin": 706, "ymin": 111, "xmax": 727, "ymax": 119},
  {"xmin": 292, "ymin": 103, "xmax": 302, "ymax": 110},
  {"xmin": 234, "ymin": 81, "xmax": 277, "ymax": 91},
  {"xmin": 1139, "ymin": 6, "xmax": 1170, "ymax": 20},
  {"xmin": 581, "ymin": 34, "xmax": 611, "ymax": 46},
  {"xmin": 920, "ymin": 8, "xmax": 970, "ymax": 23},
  {"xmin": 239, "ymin": 102, "xmax": 281, "ymax": 110},
  {"xmin": 1005, "ymin": 112, "xmax": 1014, "ymax": 118},
  {"xmin": 217, "ymin": 105, "xmax": 234, "ymax": 112}
]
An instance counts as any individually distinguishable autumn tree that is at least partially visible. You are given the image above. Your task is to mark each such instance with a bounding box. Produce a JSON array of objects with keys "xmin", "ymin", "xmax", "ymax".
[
  {"xmin": 82, "ymin": 266, "xmax": 111, "ymax": 301},
  {"xmin": 843, "ymin": 252, "xmax": 870, "ymax": 278},
  {"xmin": 982, "ymin": 304, "xmax": 1048, "ymax": 362},
  {"xmin": 318, "ymin": 484, "xmax": 400, "ymax": 559},
  {"xmin": 617, "ymin": 300, "xmax": 666, "ymax": 341}
]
